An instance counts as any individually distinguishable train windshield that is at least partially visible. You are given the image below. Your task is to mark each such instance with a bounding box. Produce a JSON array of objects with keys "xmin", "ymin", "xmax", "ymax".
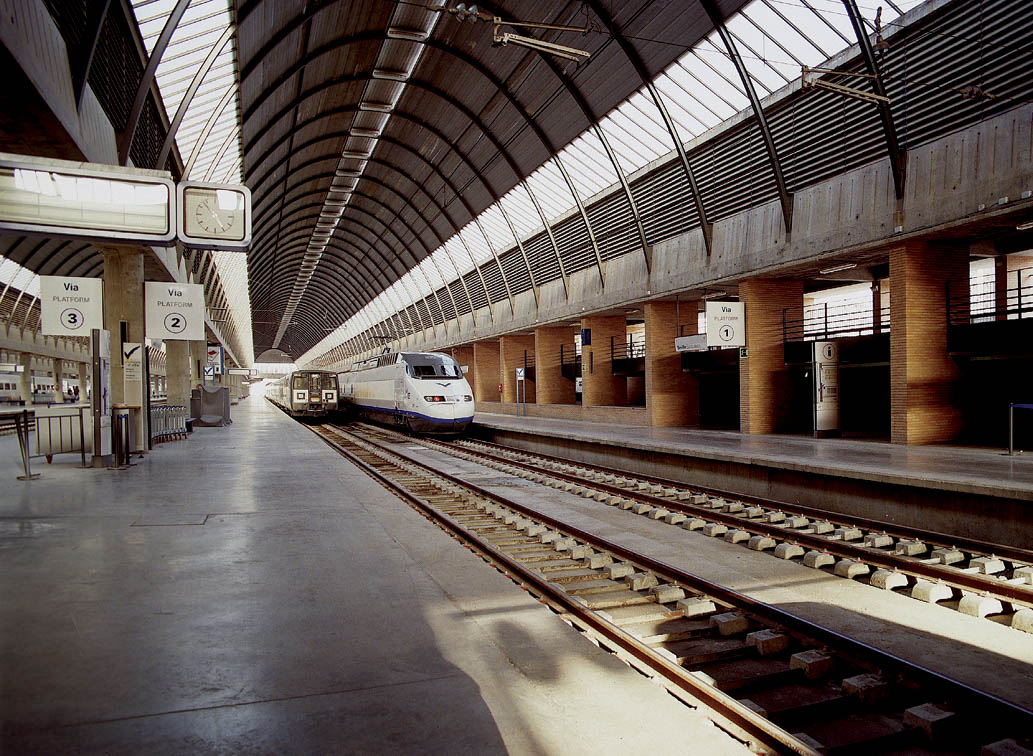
[
  {"xmin": 402, "ymin": 354, "xmax": 462, "ymax": 379},
  {"xmin": 292, "ymin": 373, "xmax": 336, "ymax": 390}
]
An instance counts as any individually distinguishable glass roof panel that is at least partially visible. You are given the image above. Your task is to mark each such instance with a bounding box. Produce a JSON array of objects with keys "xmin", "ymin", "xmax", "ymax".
[
  {"xmin": 499, "ymin": 186, "xmax": 541, "ymax": 240},
  {"xmin": 478, "ymin": 204, "xmax": 516, "ymax": 251},
  {"xmin": 461, "ymin": 224, "xmax": 493, "ymax": 266}
]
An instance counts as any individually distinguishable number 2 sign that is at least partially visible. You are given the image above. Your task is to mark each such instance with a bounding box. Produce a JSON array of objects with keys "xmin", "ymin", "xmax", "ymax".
[{"xmin": 145, "ymin": 282, "xmax": 204, "ymax": 340}]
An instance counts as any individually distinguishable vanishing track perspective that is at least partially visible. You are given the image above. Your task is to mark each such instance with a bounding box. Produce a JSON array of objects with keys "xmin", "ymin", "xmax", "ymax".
[{"xmin": 309, "ymin": 421, "xmax": 1033, "ymax": 756}]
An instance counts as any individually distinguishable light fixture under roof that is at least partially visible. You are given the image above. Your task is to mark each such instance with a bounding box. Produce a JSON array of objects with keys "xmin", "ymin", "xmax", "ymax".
[
  {"xmin": 349, "ymin": 128, "xmax": 381, "ymax": 139},
  {"xmin": 372, "ymin": 69, "xmax": 409, "ymax": 82},
  {"xmin": 340, "ymin": 150, "xmax": 371, "ymax": 160},
  {"xmin": 1017, "ymin": 220, "xmax": 1033, "ymax": 231},
  {"xmin": 387, "ymin": 27, "xmax": 429, "ymax": 42},
  {"xmin": 701, "ymin": 290, "xmax": 728, "ymax": 299},
  {"xmin": 358, "ymin": 102, "xmax": 393, "ymax": 113},
  {"xmin": 819, "ymin": 262, "xmax": 858, "ymax": 274}
]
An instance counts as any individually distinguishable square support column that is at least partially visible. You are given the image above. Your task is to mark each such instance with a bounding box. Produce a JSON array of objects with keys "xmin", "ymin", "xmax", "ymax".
[
  {"xmin": 739, "ymin": 278, "xmax": 803, "ymax": 434},
  {"xmin": 535, "ymin": 326, "xmax": 576, "ymax": 405},
  {"xmin": 101, "ymin": 246, "xmax": 147, "ymax": 450},
  {"xmin": 451, "ymin": 346, "xmax": 474, "ymax": 390},
  {"xmin": 18, "ymin": 352, "xmax": 32, "ymax": 403},
  {"xmin": 51, "ymin": 358, "xmax": 64, "ymax": 402},
  {"xmin": 581, "ymin": 315, "xmax": 627, "ymax": 407},
  {"xmin": 645, "ymin": 301, "xmax": 698, "ymax": 427},
  {"xmin": 500, "ymin": 334, "xmax": 536, "ymax": 404},
  {"xmin": 166, "ymin": 339, "xmax": 192, "ymax": 408},
  {"xmin": 472, "ymin": 340, "xmax": 500, "ymax": 404},
  {"xmin": 890, "ymin": 243, "xmax": 968, "ymax": 444}
]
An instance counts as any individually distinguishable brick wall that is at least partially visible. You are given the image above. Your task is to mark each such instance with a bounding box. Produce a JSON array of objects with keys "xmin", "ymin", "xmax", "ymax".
[
  {"xmin": 535, "ymin": 326, "xmax": 577, "ymax": 404},
  {"xmin": 472, "ymin": 340, "xmax": 500, "ymax": 403},
  {"xmin": 644, "ymin": 301, "xmax": 699, "ymax": 426},
  {"xmin": 451, "ymin": 345, "xmax": 475, "ymax": 393},
  {"xmin": 890, "ymin": 243, "xmax": 967, "ymax": 444},
  {"xmin": 581, "ymin": 315, "xmax": 627, "ymax": 407},
  {"xmin": 739, "ymin": 278, "xmax": 803, "ymax": 434},
  {"xmin": 500, "ymin": 334, "xmax": 536, "ymax": 404}
]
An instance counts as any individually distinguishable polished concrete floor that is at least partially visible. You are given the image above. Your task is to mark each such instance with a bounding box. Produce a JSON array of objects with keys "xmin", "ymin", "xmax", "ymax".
[
  {"xmin": 474, "ymin": 412, "xmax": 1033, "ymax": 500},
  {"xmin": 0, "ymin": 395, "xmax": 747, "ymax": 755}
]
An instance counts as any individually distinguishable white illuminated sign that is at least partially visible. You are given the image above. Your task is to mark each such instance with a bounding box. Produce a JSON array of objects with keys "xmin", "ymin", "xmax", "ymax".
[
  {"xmin": 706, "ymin": 301, "xmax": 745, "ymax": 348},
  {"xmin": 39, "ymin": 275, "xmax": 104, "ymax": 336},
  {"xmin": 0, "ymin": 154, "xmax": 174, "ymax": 245}
]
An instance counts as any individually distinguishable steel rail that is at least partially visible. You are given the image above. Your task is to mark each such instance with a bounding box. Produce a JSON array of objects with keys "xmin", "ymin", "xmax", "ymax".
[
  {"xmin": 319, "ymin": 423, "xmax": 1033, "ymax": 737},
  {"xmin": 438, "ymin": 435, "xmax": 1033, "ymax": 609}
]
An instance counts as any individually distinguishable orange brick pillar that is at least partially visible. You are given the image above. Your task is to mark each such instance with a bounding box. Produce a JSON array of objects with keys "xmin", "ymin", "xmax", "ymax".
[
  {"xmin": 581, "ymin": 315, "xmax": 627, "ymax": 407},
  {"xmin": 500, "ymin": 334, "xmax": 536, "ymax": 404},
  {"xmin": 739, "ymin": 278, "xmax": 803, "ymax": 434},
  {"xmin": 645, "ymin": 301, "xmax": 698, "ymax": 426},
  {"xmin": 472, "ymin": 340, "xmax": 500, "ymax": 405},
  {"xmin": 451, "ymin": 346, "xmax": 474, "ymax": 390},
  {"xmin": 889, "ymin": 243, "xmax": 968, "ymax": 444},
  {"xmin": 535, "ymin": 326, "xmax": 576, "ymax": 404}
]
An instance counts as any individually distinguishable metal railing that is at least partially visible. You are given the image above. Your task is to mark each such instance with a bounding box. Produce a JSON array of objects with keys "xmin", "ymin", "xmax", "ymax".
[
  {"xmin": 559, "ymin": 343, "xmax": 582, "ymax": 368},
  {"xmin": 783, "ymin": 301, "xmax": 889, "ymax": 342},
  {"xmin": 948, "ymin": 269, "xmax": 1033, "ymax": 325},
  {"xmin": 3, "ymin": 406, "xmax": 90, "ymax": 479},
  {"xmin": 610, "ymin": 337, "xmax": 646, "ymax": 361},
  {"xmin": 150, "ymin": 404, "xmax": 188, "ymax": 443}
]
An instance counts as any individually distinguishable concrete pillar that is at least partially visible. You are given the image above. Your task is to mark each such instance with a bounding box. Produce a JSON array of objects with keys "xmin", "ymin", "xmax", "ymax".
[
  {"xmin": 500, "ymin": 334, "xmax": 536, "ymax": 404},
  {"xmin": 535, "ymin": 326, "xmax": 576, "ymax": 405},
  {"xmin": 77, "ymin": 361, "xmax": 89, "ymax": 402},
  {"xmin": 190, "ymin": 341, "xmax": 206, "ymax": 386},
  {"xmin": 166, "ymin": 339, "xmax": 192, "ymax": 408},
  {"xmin": 645, "ymin": 301, "xmax": 698, "ymax": 427},
  {"xmin": 17, "ymin": 352, "xmax": 32, "ymax": 403},
  {"xmin": 51, "ymin": 358, "xmax": 64, "ymax": 403},
  {"xmin": 101, "ymin": 246, "xmax": 147, "ymax": 448},
  {"xmin": 739, "ymin": 278, "xmax": 803, "ymax": 434},
  {"xmin": 472, "ymin": 340, "xmax": 500, "ymax": 404},
  {"xmin": 451, "ymin": 346, "xmax": 475, "ymax": 392},
  {"xmin": 889, "ymin": 242, "xmax": 968, "ymax": 444},
  {"xmin": 581, "ymin": 315, "xmax": 626, "ymax": 407}
]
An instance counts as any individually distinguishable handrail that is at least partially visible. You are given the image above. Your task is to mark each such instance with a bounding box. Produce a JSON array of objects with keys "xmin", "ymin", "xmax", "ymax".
[{"xmin": 783, "ymin": 301, "xmax": 889, "ymax": 342}]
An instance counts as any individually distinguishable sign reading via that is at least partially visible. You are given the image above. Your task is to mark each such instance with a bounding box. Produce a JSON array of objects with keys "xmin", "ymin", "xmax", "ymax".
[
  {"xmin": 145, "ymin": 282, "xmax": 204, "ymax": 340},
  {"xmin": 705, "ymin": 301, "xmax": 745, "ymax": 348},
  {"xmin": 40, "ymin": 275, "xmax": 103, "ymax": 336}
]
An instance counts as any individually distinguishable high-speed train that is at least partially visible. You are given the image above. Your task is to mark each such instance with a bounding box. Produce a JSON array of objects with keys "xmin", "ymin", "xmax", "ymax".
[
  {"xmin": 266, "ymin": 370, "xmax": 339, "ymax": 418},
  {"xmin": 339, "ymin": 351, "xmax": 474, "ymax": 434}
]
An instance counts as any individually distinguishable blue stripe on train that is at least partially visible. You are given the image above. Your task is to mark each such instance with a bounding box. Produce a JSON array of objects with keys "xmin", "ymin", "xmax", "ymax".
[{"xmin": 352, "ymin": 404, "xmax": 473, "ymax": 425}]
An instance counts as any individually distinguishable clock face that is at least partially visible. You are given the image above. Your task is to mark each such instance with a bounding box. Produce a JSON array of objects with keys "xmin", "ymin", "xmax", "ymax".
[{"xmin": 183, "ymin": 186, "xmax": 246, "ymax": 242}]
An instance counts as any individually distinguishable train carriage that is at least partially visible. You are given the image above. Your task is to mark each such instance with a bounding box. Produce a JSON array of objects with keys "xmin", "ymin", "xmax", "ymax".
[
  {"xmin": 266, "ymin": 370, "xmax": 339, "ymax": 418},
  {"xmin": 339, "ymin": 352, "xmax": 474, "ymax": 434}
]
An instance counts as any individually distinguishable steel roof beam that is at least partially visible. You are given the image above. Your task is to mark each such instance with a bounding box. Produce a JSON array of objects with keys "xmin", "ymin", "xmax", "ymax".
[
  {"xmin": 841, "ymin": 0, "xmax": 906, "ymax": 201},
  {"xmin": 700, "ymin": 0, "xmax": 794, "ymax": 236}
]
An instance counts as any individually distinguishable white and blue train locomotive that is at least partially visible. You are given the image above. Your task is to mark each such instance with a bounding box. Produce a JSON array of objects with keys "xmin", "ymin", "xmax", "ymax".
[
  {"xmin": 266, "ymin": 370, "xmax": 339, "ymax": 418},
  {"xmin": 339, "ymin": 351, "xmax": 474, "ymax": 434}
]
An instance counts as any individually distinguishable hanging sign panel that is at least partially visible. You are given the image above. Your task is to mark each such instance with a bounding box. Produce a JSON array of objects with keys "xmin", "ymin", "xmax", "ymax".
[
  {"xmin": 705, "ymin": 301, "xmax": 745, "ymax": 348},
  {"xmin": 39, "ymin": 275, "xmax": 104, "ymax": 335},
  {"xmin": 145, "ymin": 282, "xmax": 205, "ymax": 340},
  {"xmin": 0, "ymin": 154, "xmax": 175, "ymax": 245},
  {"xmin": 206, "ymin": 345, "xmax": 224, "ymax": 375}
]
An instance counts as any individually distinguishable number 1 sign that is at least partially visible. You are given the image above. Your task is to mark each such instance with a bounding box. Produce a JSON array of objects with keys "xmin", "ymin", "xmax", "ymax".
[{"xmin": 145, "ymin": 282, "xmax": 204, "ymax": 340}]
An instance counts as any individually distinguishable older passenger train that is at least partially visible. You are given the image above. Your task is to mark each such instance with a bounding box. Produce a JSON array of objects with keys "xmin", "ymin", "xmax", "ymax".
[
  {"xmin": 266, "ymin": 370, "xmax": 339, "ymax": 418},
  {"xmin": 339, "ymin": 351, "xmax": 474, "ymax": 434}
]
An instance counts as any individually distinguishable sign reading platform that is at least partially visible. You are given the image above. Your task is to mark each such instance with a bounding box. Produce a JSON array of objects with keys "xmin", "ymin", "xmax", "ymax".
[
  {"xmin": 39, "ymin": 275, "xmax": 103, "ymax": 336},
  {"xmin": 705, "ymin": 301, "xmax": 745, "ymax": 348},
  {"xmin": 145, "ymin": 282, "xmax": 204, "ymax": 340}
]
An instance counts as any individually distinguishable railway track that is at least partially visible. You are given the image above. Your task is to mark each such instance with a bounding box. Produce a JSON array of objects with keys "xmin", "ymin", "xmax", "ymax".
[
  {"xmin": 312, "ymin": 421, "xmax": 1033, "ymax": 756},
  {"xmin": 356, "ymin": 425, "xmax": 1033, "ymax": 633}
]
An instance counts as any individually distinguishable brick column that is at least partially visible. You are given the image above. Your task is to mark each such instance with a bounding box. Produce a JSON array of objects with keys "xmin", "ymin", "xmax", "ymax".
[
  {"xmin": 739, "ymin": 278, "xmax": 803, "ymax": 434},
  {"xmin": 451, "ymin": 346, "xmax": 475, "ymax": 390},
  {"xmin": 889, "ymin": 243, "xmax": 968, "ymax": 444},
  {"xmin": 500, "ymin": 334, "xmax": 536, "ymax": 404},
  {"xmin": 645, "ymin": 301, "xmax": 698, "ymax": 427},
  {"xmin": 472, "ymin": 340, "xmax": 500, "ymax": 403},
  {"xmin": 535, "ymin": 326, "xmax": 576, "ymax": 404},
  {"xmin": 581, "ymin": 315, "xmax": 626, "ymax": 407}
]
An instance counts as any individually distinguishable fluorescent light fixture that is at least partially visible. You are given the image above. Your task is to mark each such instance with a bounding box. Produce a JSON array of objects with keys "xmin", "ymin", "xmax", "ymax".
[
  {"xmin": 335, "ymin": 169, "xmax": 361, "ymax": 178},
  {"xmin": 349, "ymin": 128, "xmax": 380, "ymax": 139},
  {"xmin": 701, "ymin": 290, "xmax": 727, "ymax": 299},
  {"xmin": 387, "ymin": 27, "xmax": 429, "ymax": 41},
  {"xmin": 819, "ymin": 262, "xmax": 858, "ymax": 274},
  {"xmin": 1017, "ymin": 221, "xmax": 1033, "ymax": 231},
  {"xmin": 340, "ymin": 151, "xmax": 370, "ymax": 160},
  {"xmin": 358, "ymin": 102, "xmax": 393, "ymax": 113},
  {"xmin": 372, "ymin": 69, "xmax": 409, "ymax": 82}
]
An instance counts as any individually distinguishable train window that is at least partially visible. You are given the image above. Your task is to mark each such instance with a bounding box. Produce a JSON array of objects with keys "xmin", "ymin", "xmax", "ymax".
[
  {"xmin": 402, "ymin": 353, "xmax": 462, "ymax": 379},
  {"xmin": 292, "ymin": 375, "xmax": 307, "ymax": 390},
  {"xmin": 321, "ymin": 374, "xmax": 337, "ymax": 390}
]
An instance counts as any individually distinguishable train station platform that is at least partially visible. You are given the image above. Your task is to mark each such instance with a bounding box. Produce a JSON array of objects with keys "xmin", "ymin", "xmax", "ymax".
[
  {"xmin": 0, "ymin": 394, "xmax": 746, "ymax": 754},
  {"xmin": 471, "ymin": 413, "xmax": 1033, "ymax": 549}
]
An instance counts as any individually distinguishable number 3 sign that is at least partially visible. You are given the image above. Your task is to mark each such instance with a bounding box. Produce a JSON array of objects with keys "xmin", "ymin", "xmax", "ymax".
[{"xmin": 145, "ymin": 282, "xmax": 205, "ymax": 340}]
